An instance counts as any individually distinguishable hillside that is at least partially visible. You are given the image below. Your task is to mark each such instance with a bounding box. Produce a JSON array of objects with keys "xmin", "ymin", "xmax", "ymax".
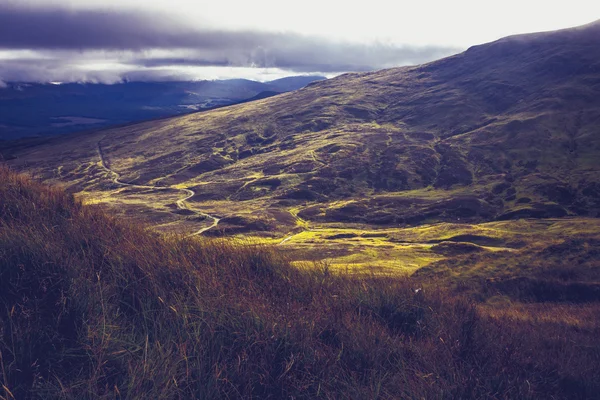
[
  {"xmin": 0, "ymin": 76, "xmax": 325, "ymax": 139},
  {"xmin": 1, "ymin": 166, "xmax": 599, "ymax": 399},
  {"xmin": 2, "ymin": 22, "xmax": 600, "ymax": 271}
]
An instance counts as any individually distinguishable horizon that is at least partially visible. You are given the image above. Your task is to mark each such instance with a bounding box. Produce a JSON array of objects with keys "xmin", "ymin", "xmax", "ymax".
[{"xmin": 0, "ymin": 73, "xmax": 329, "ymax": 86}]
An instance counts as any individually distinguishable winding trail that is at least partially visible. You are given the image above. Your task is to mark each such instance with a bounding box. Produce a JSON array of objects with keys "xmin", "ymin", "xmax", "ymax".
[
  {"xmin": 278, "ymin": 235, "xmax": 296, "ymax": 245},
  {"xmin": 97, "ymin": 140, "xmax": 220, "ymax": 236}
]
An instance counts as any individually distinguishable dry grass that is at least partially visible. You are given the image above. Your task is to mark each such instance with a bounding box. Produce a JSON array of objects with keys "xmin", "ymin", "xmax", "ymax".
[{"xmin": 1, "ymin": 166, "xmax": 599, "ymax": 399}]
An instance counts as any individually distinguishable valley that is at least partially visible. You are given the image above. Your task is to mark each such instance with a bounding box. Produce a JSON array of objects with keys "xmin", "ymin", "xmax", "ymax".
[
  {"xmin": 3, "ymin": 164, "xmax": 599, "ymax": 399},
  {"xmin": 97, "ymin": 138, "xmax": 220, "ymax": 236},
  {"xmin": 3, "ymin": 22, "xmax": 600, "ymax": 276},
  {"xmin": 1, "ymin": 11, "xmax": 600, "ymax": 399},
  {"xmin": 0, "ymin": 76, "xmax": 325, "ymax": 139}
]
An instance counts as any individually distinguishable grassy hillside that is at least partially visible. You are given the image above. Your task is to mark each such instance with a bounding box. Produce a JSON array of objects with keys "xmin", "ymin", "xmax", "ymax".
[
  {"xmin": 3, "ymin": 22, "xmax": 600, "ymax": 243},
  {"xmin": 1, "ymin": 167, "xmax": 600, "ymax": 399},
  {"xmin": 2, "ymin": 23, "xmax": 600, "ymax": 274}
]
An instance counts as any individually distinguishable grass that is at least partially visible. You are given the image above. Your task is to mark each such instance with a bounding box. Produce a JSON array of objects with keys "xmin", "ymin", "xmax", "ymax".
[
  {"xmin": 2, "ymin": 25, "xmax": 600, "ymax": 397},
  {"xmin": 1, "ymin": 166, "xmax": 600, "ymax": 399},
  {"xmin": 244, "ymin": 219, "xmax": 600, "ymax": 275},
  {"xmin": 6, "ymin": 33, "xmax": 600, "ymax": 240}
]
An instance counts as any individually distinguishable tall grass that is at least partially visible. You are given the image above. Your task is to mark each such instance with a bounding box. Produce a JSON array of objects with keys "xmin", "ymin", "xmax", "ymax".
[{"xmin": 1, "ymin": 166, "xmax": 598, "ymax": 399}]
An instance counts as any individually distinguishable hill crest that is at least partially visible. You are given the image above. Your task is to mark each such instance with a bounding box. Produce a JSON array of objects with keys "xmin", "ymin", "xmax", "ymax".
[{"xmin": 2, "ymin": 22, "xmax": 600, "ymax": 239}]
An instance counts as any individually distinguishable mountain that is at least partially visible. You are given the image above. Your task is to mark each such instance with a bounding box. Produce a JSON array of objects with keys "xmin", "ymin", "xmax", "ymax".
[
  {"xmin": 2, "ymin": 22, "xmax": 600, "ymax": 270},
  {"xmin": 0, "ymin": 76, "xmax": 326, "ymax": 139},
  {"xmin": 3, "ymin": 22, "xmax": 600, "ymax": 399},
  {"xmin": 266, "ymin": 75, "xmax": 330, "ymax": 92}
]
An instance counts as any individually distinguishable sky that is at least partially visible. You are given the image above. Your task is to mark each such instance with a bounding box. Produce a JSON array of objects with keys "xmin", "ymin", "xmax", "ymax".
[{"xmin": 0, "ymin": 0, "xmax": 599, "ymax": 84}]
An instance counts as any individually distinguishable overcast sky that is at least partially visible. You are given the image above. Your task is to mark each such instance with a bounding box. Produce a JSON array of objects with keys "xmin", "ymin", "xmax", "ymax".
[{"xmin": 0, "ymin": 0, "xmax": 599, "ymax": 84}]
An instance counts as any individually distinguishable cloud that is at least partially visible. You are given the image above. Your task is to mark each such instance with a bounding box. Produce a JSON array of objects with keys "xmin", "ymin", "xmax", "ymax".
[
  {"xmin": 126, "ymin": 40, "xmax": 455, "ymax": 73},
  {"xmin": 0, "ymin": 53, "xmax": 314, "ymax": 83},
  {"xmin": 0, "ymin": 3, "xmax": 460, "ymax": 82},
  {"xmin": 0, "ymin": 56, "xmax": 142, "ymax": 84},
  {"xmin": 0, "ymin": 80, "xmax": 7, "ymax": 88},
  {"xmin": 0, "ymin": 4, "xmax": 193, "ymax": 50}
]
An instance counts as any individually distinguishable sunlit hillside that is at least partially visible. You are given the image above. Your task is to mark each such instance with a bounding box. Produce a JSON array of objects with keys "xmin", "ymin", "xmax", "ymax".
[{"xmin": 1, "ymin": 166, "xmax": 599, "ymax": 399}]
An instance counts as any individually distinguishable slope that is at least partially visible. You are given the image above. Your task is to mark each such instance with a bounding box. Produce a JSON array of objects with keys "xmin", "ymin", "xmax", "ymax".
[
  {"xmin": 1, "ymin": 166, "xmax": 600, "ymax": 399},
  {"xmin": 2, "ymin": 22, "xmax": 600, "ymax": 242}
]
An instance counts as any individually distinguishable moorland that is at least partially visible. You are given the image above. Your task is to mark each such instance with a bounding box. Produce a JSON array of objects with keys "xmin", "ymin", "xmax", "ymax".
[{"xmin": 1, "ymin": 21, "xmax": 600, "ymax": 400}]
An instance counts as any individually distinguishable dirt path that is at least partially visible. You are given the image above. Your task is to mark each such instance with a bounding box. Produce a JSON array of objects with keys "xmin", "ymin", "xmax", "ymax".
[
  {"xmin": 278, "ymin": 235, "xmax": 296, "ymax": 245},
  {"xmin": 97, "ymin": 140, "xmax": 220, "ymax": 236}
]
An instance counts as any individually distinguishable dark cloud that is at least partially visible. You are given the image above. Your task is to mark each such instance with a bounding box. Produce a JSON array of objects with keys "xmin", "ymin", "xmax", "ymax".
[
  {"xmin": 126, "ymin": 39, "xmax": 455, "ymax": 73},
  {"xmin": 0, "ymin": 3, "xmax": 460, "ymax": 81},
  {"xmin": 0, "ymin": 54, "xmax": 273, "ymax": 84},
  {"xmin": 120, "ymin": 69, "xmax": 218, "ymax": 83},
  {"xmin": 0, "ymin": 4, "xmax": 197, "ymax": 50},
  {"xmin": 135, "ymin": 58, "xmax": 231, "ymax": 68}
]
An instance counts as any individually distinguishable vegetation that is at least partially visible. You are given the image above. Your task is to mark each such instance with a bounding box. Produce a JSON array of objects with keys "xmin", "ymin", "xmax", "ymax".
[
  {"xmin": 2, "ymin": 22, "xmax": 600, "ymax": 399},
  {"xmin": 2, "ymin": 23, "xmax": 600, "ymax": 270},
  {"xmin": 2, "ymin": 167, "xmax": 599, "ymax": 399}
]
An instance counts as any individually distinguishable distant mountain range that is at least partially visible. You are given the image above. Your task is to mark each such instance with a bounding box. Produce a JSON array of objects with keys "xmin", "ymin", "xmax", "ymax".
[{"xmin": 0, "ymin": 76, "xmax": 325, "ymax": 139}]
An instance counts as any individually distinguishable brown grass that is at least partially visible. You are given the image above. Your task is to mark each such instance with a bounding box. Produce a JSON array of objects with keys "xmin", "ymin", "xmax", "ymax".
[{"xmin": 1, "ymin": 165, "xmax": 599, "ymax": 399}]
